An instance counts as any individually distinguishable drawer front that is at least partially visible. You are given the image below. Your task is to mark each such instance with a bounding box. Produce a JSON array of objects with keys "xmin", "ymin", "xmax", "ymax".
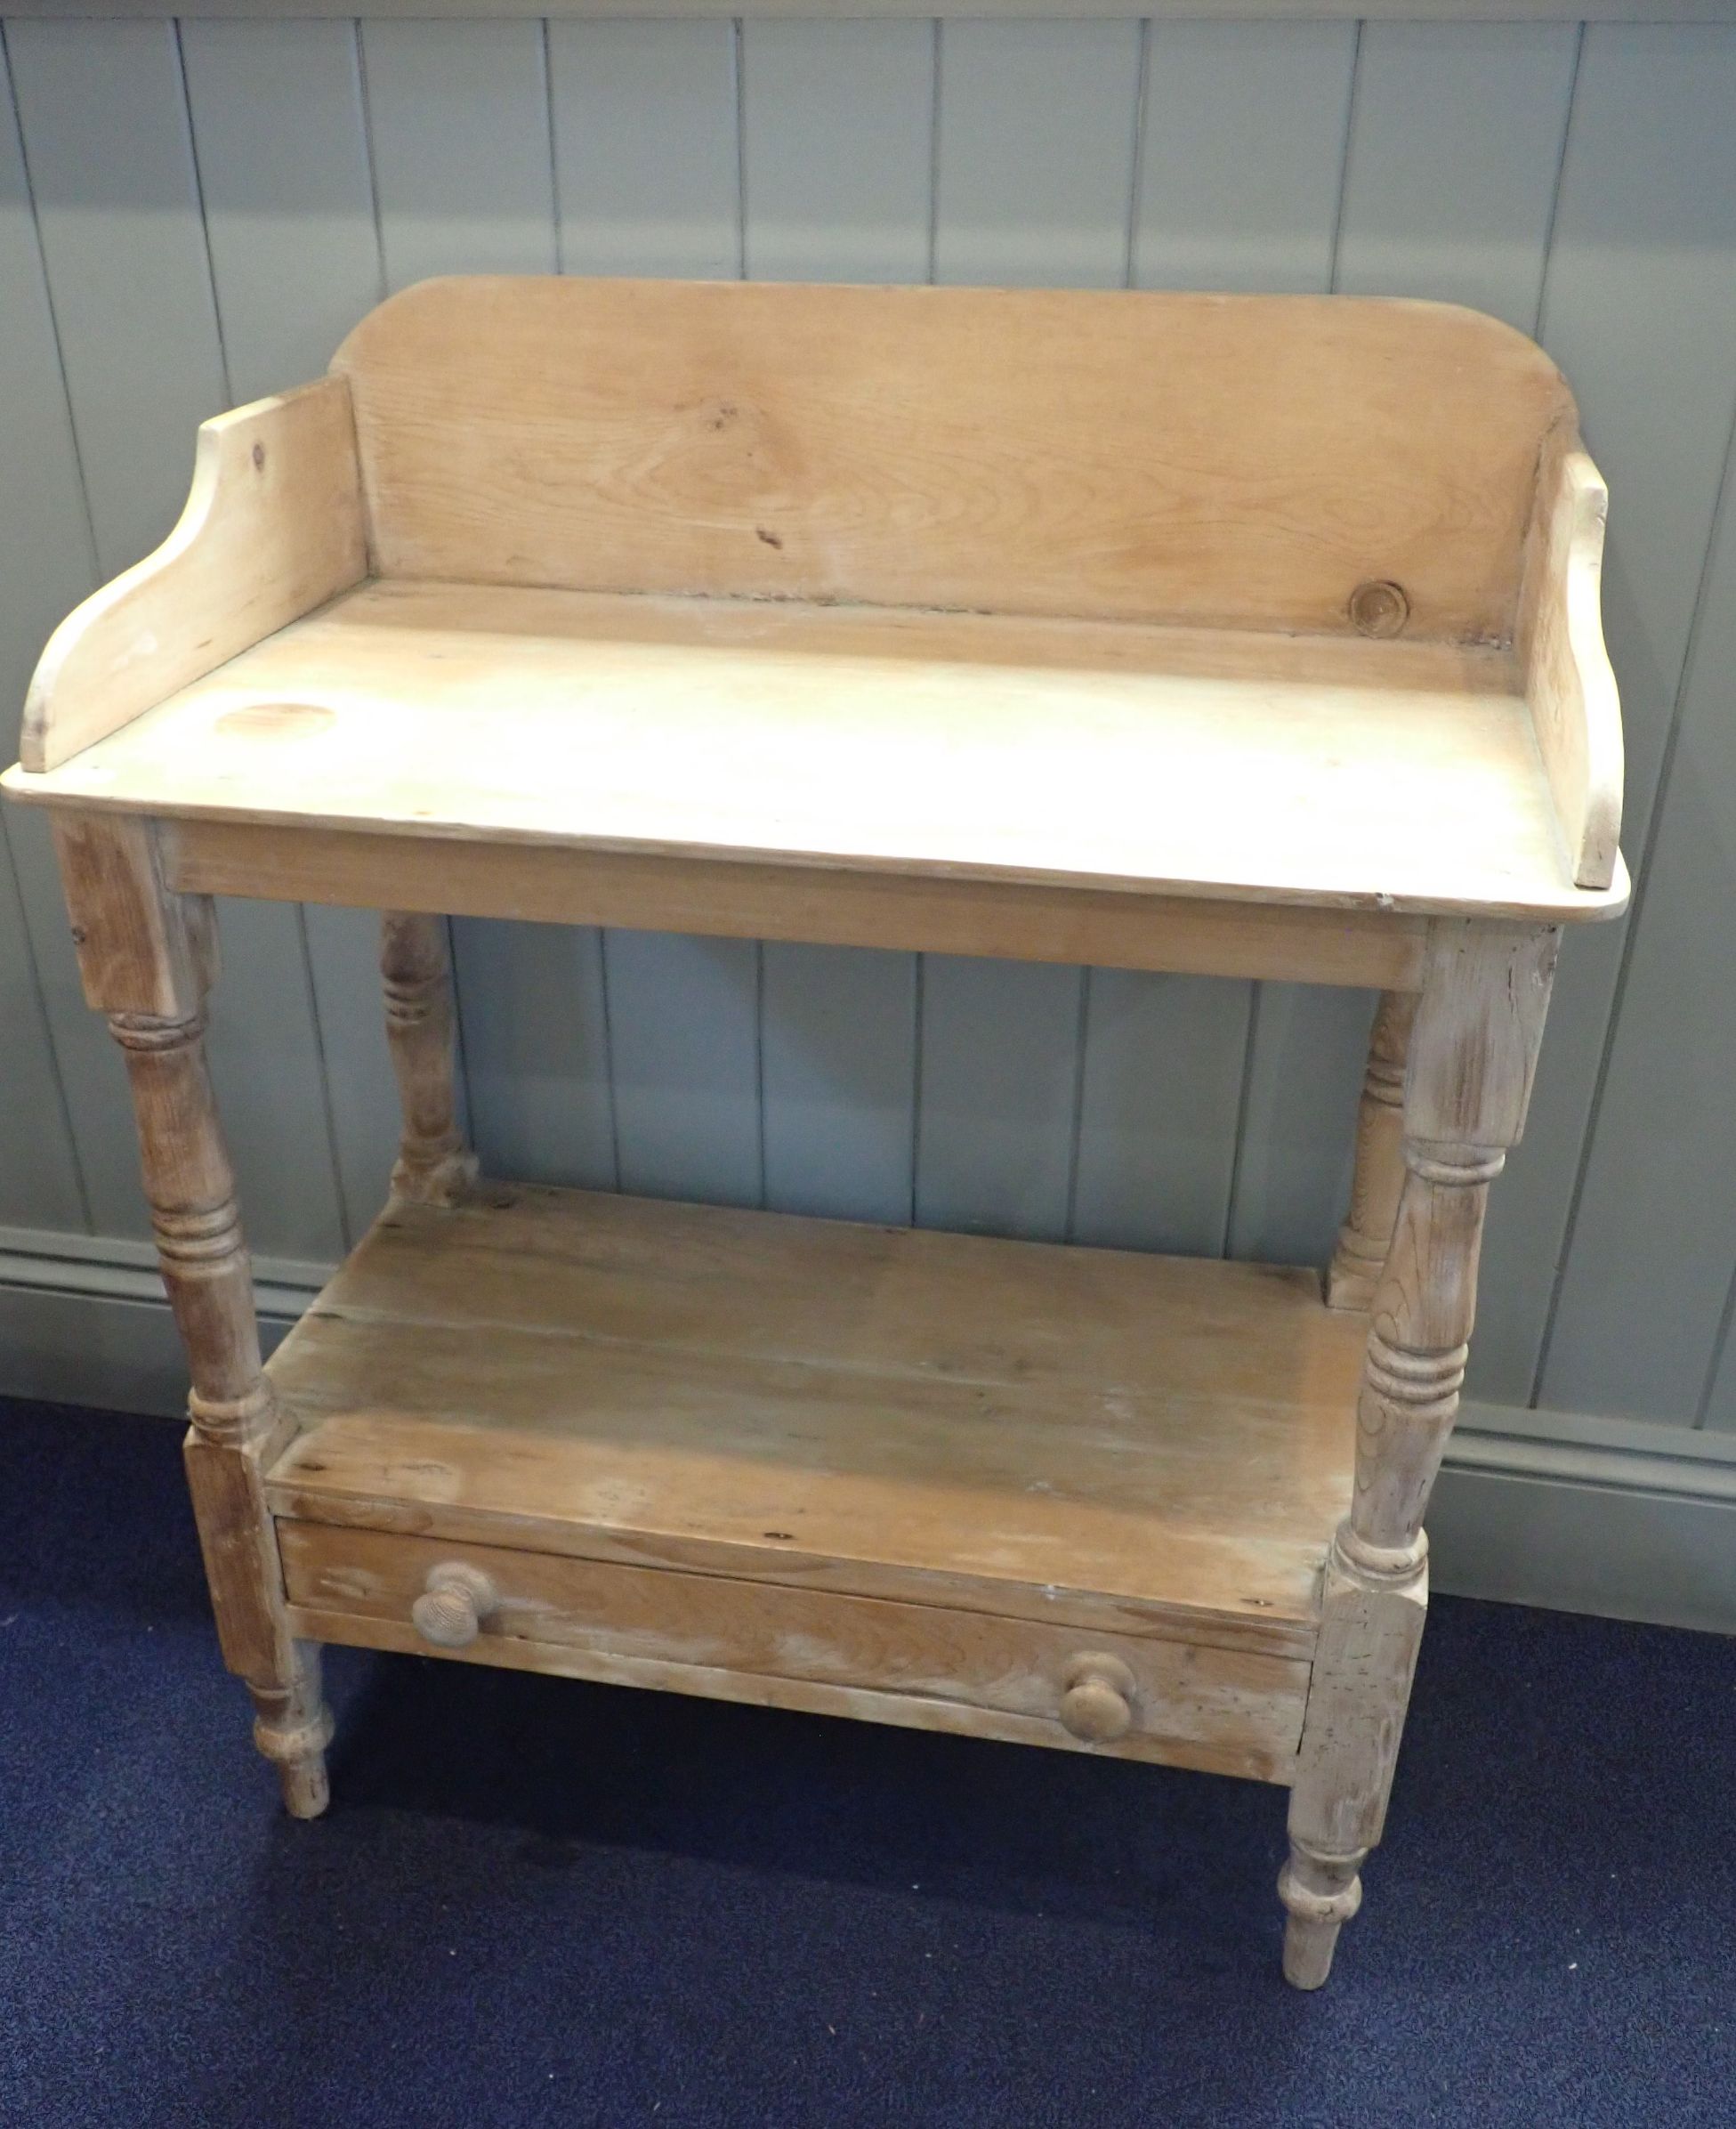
[{"xmin": 279, "ymin": 1521, "xmax": 1307, "ymax": 1784}]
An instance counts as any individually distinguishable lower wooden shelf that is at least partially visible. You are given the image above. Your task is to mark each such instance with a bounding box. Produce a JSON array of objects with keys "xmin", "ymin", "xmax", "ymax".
[{"xmin": 263, "ymin": 1185, "xmax": 1364, "ymax": 1785}]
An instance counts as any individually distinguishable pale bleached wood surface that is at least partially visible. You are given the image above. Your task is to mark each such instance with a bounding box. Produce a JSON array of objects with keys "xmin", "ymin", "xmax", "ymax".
[
  {"xmin": 163, "ymin": 821, "xmax": 1433, "ymax": 991},
  {"xmin": 19, "ymin": 378, "xmax": 365, "ymax": 773},
  {"xmin": 1518, "ymin": 433, "xmax": 1624, "ymax": 889},
  {"xmin": 264, "ymin": 1183, "xmax": 1364, "ymax": 1656},
  {"xmin": 279, "ymin": 1520, "xmax": 1312, "ymax": 1783},
  {"xmin": 8, "ymin": 579, "xmax": 1625, "ymax": 924},
  {"xmin": 331, "ymin": 279, "xmax": 1570, "ymax": 640}
]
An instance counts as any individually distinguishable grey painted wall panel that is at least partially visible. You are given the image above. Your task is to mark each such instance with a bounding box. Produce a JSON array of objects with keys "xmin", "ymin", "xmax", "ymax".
[
  {"xmin": 549, "ymin": 19, "xmax": 740, "ymax": 279},
  {"xmin": 1482, "ymin": 24, "xmax": 1736, "ymax": 1404},
  {"xmin": 1542, "ymin": 415, "xmax": 1736, "ymax": 1422},
  {"xmin": 741, "ymin": 20, "xmax": 933, "ymax": 284},
  {"xmin": 1070, "ymin": 970, "xmax": 1247, "ymax": 1255},
  {"xmin": 933, "ymin": 20, "xmax": 1141, "ymax": 288},
  {"xmin": 1226, "ymin": 984, "xmax": 1372, "ymax": 1268},
  {"xmin": 915, "ymin": 955, "xmax": 1082, "ymax": 1241},
  {"xmin": 0, "ymin": 34, "xmax": 90, "ymax": 1235},
  {"xmin": 454, "ymin": 919, "xmax": 617, "ymax": 1190},
  {"xmin": 1333, "ymin": 21, "xmax": 1578, "ymax": 332},
  {"xmin": 361, "ymin": 19, "xmax": 558, "ymax": 287},
  {"xmin": 1134, "ymin": 22, "xmax": 1353, "ymax": 295},
  {"xmin": 762, "ymin": 943, "xmax": 916, "ymax": 1225},
  {"xmin": 607, "ymin": 933, "xmax": 763, "ymax": 1207}
]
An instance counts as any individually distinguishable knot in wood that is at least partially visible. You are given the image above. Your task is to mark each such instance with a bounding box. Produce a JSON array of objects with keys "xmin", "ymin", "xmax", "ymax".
[{"xmin": 1347, "ymin": 579, "xmax": 1409, "ymax": 638}]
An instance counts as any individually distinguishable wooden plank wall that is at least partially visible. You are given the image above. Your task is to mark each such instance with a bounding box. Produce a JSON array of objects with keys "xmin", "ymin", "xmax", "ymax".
[{"xmin": 4, "ymin": 18, "xmax": 1736, "ymax": 1526}]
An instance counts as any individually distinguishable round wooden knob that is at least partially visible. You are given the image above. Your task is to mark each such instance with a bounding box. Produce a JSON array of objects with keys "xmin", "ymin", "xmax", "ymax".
[
  {"xmin": 411, "ymin": 1562, "xmax": 498, "ymax": 1648},
  {"xmin": 1058, "ymin": 1653, "xmax": 1136, "ymax": 1743}
]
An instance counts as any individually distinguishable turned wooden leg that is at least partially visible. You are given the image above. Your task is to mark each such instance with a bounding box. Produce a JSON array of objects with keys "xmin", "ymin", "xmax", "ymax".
[
  {"xmin": 381, "ymin": 911, "xmax": 476, "ymax": 1206},
  {"xmin": 1282, "ymin": 921, "xmax": 1559, "ymax": 1988},
  {"xmin": 250, "ymin": 1642, "xmax": 335, "ymax": 1818},
  {"xmin": 54, "ymin": 814, "xmax": 333, "ymax": 1817},
  {"xmin": 1325, "ymin": 989, "xmax": 1418, "ymax": 1312}
]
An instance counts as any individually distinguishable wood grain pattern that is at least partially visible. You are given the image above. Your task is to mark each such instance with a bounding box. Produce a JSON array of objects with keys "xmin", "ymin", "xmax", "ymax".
[
  {"xmin": 1284, "ymin": 916, "xmax": 1556, "ymax": 1984},
  {"xmin": 161, "ymin": 820, "xmax": 1433, "ymax": 990},
  {"xmin": 1517, "ymin": 433, "xmax": 1624, "ymax": 888},
  {"xmin": 8, "ymin": 579, "xmax": 1624, "ymax": 924},
  {"xmin": 1326, "ymin": 990, "xmax": 1418, "ymax": 1312},
  {"xmin": 379, "ymin": 911, "xmax": 476, "ymax": 1207},
  {"xmin": 279, "ymin": 1521, "xmax": 1312, "ymax": 1784},
  {"xmin": 19, "ymin": 380, "xmax": 366, "ymax": 773},
  {"xmin": 330, "ymin": 278, "xmax": 1575, "ymax": 640},
  {"xmin": 263, "ymin": 1183, "xmax": 1364, "ymax": 1657},
  {"xmin": 50, "ymin": 809, "xmax": 333, "ymax": 1813}
]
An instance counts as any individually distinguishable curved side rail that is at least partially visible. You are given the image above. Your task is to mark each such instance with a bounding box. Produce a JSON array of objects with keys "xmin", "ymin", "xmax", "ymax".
[{"xmin": 19, "ymin": 376, "xmax": 367, "ymax": 775}]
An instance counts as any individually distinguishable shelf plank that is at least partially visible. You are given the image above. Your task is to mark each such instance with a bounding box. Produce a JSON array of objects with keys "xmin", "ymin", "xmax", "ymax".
[
  {"xmin": 264, "ymin": 1184, "xmax": 1362, "ymax": 1657},
  {"xmin": 9, "ymin": 579, "xmax": 1622, "ymax": 924}
]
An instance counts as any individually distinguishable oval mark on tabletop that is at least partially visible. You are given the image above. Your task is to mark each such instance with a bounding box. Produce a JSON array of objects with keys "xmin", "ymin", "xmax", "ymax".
[
  {"xmin": 214, "ymin": 700, "xmax": 337, "ymax": 741},
  {"xmin": 755, "ymin": 526, "xmax": 784, "ymax": 549}
]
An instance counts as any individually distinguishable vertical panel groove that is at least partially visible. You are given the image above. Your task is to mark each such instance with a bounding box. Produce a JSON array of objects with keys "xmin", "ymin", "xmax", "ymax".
[
  {"xmin": 172, "ymin": 20, "xmax": 232, "ymax": 406},
  {"xmin": 0, "ymin": 21, "xmax": 98, "ymax": 580},
  {"xmin": 1061, "ymin": 964, "xmax": 1093, "ymax": 1243},
  {"xmin": 541, "ymin": 20, "xmax": 562, "ymax": 271},
  {"xmin": 1122, "ymin": 18, "xmax": 1150, "ymax": 290},
  {"xmin": 352, "ymin": 20, "xmax": 388, "ymax": 277},
  {"xmin": 1326, "ymin": 20, "xmax": 1363, "ymax": 294},
  {"xmin": 925, "ymin": 21, "xmax": 941, "ymax": 283},
  {"xmin": 1697, "ymin": 1258, "xmax": 1736, "ymax": 1428},
  {"xmin": 1532, "ymin": 22, "xmax": 1584, "ymax": 338},
  {"xmin": 1222, "ymin": 986, "xmax": 1263, "ymax": 1260},
  {"xmin": 0, "ymin": 814, "xmax": 91, "ymax": 1231}
]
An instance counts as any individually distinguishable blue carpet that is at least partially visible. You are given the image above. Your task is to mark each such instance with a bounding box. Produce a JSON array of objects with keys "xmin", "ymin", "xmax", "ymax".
[{"xmin": 0, "ymin": 1394, "xmax": 1731, "ymax": 2129}]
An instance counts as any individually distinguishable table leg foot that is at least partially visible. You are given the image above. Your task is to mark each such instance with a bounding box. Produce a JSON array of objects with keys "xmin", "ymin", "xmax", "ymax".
[
  {"xmin": 250, "ymin": 1643, "xmax": 335, "ymax": 1820},
  {"xmin": 1279, "ymin": 1843, "xmax": 1363, "ymax": 1990}
]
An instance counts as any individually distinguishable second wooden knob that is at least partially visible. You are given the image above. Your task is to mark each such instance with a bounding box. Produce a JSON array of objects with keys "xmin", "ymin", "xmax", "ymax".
[
  {"xmin": 411, "ymin": 1561, "xmax": 498, "ymax": 1648},
  {"xmin": 1058, "ymin": 1652, "xmax": 1136, "ymax": 1743}
]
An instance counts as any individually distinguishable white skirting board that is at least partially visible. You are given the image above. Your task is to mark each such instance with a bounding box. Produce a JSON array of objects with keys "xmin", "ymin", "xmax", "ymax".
[{"xmin": 3, "ymin": 1225, "xmax": 1732, "ymax": 1637}]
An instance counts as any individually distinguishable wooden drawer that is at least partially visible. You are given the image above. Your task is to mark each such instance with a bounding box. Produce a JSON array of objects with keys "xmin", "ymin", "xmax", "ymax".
[{"xmin": 279, "ymin": 1521, "xmax": 1309, "ymax": 1784}]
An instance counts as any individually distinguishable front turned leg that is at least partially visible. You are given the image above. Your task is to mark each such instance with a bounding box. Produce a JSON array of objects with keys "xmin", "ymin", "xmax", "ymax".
[
  {"xmin": 56, "ymin": 815, "xmax": 333, "ymax": 1817},
  {"xmin": 1282, "ymin": 922, "xmax": 1558, "ymax": 1988},
  {"xmin": 381, "ymin": 911, "xmax": 476, "ymax": 1206}
]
